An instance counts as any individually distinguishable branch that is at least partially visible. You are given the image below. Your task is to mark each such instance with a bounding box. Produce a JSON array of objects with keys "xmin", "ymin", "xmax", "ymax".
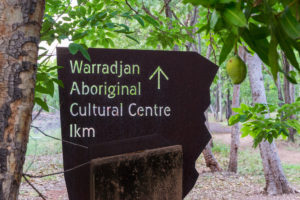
[
  {"xmin": 171, "ymin": 10, "xmax": 186, "ymax": 27},
  {"xmin": 22, "ymin": 175, "xmax": 47, "ymax": 200},
  {"xmin": 31, "ymin": 107, "xmax": 42, "ymax": 122},
  {"xmin": 190, "ymin": 7, "xmax": 199, "ymax": 26},
  {"xmin": 141, "ymin": 3, "xmax": 159, "ymax": 21},
  {"xmin": 31, "ymin": 125, "xmax": 88, "ymax": 149},
  {"xmin": 125, "ymin": 0, "xmax": 139, "ymax": 14},
  {"xmin": 23, "ymin": 161, "xmax": 91, "ymax": 178}
]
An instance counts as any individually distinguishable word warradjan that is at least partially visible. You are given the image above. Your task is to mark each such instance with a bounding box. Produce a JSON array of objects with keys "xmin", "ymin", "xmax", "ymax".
[{"xmin": 70, "ymin": 60, "xmax": 140, "ymax": 77}]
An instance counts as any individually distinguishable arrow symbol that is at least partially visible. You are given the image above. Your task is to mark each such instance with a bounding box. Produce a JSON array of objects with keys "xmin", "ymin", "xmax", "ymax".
[{"xmin": 149, "ymin": 66, "xmax": 169, "ymax": 90}]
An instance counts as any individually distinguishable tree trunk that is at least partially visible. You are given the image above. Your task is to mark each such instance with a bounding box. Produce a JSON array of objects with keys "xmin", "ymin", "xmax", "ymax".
[
  {"xmin": 276, "ymin": 72, "xmax": 284, "ymax": 106},
  {"xmin": 203, "ymin": 111, "xmax": 222, "ymax": 172},
  {"xmin": 228, "ymin": 84, "xmax": 240, "ymax": 173},
  {"xmin": 164, "ymin": 0, "xmax": 179, "ymax": 51},
  {"xmin": 0, "ymin": 0, "xmax": 45, "ymax": 199},
  {"xmin": 228, "ymin": 46, "xmax": 245, "ymax": 172},
  {"xmin": 282, "ymin": 53, "xmax": 296, "ymax": 142},
  {"xmin": 225, "ymin": 88, "xmax": 231, "ymax": 120},
  {"xmin": 200, "ymin": 44, "xmax": 222, "ymax": 172},
  {"xmin": 247, "ymin": 53, "xmax": 297, "ymax": 195},
  {"xmin": 217, "ymin": 72, "xmax": 222, "ymax": 121}
]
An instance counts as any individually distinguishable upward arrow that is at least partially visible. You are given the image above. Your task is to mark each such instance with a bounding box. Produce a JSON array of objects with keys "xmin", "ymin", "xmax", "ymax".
[{"xmin": 149, "ymin": 66, "xmax": 169, "ymax": 90}]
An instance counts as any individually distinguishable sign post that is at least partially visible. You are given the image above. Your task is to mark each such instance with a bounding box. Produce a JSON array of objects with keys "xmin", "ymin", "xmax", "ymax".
[{"xmin": 57, "ymin": 48, "xmax": 218, "ymax": 200}]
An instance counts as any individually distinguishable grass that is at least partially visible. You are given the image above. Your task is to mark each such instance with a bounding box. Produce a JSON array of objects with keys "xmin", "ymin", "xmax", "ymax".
[
  {"xmin": 24, "ymin": 128, "xmax": 63, "ymax": 175},
  {"xmin": 26, "ymin": 128, "xmax": 62, "ymax": 156},
  {"xmin": 211, "ymin": 141, "xmax": 300, "ymax": 187}
]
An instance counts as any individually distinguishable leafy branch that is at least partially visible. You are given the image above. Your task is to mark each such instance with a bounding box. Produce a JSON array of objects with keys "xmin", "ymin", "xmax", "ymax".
[{"xmin": 229, "ymin": 99, "xmax": 300, "ymax": 147}]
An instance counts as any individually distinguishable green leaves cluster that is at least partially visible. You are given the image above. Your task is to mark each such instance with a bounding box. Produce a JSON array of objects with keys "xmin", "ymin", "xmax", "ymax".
[
  {"xmin": 229, "ymin": 99, "xmax": 300, "ymax": 148},
  {"xmin": 184, "ymin": 0, "xmax": 300, "ymax": 83},
  {"xmin": 35, "ymin": 48, "xmax": 63, "ymax": 111}
]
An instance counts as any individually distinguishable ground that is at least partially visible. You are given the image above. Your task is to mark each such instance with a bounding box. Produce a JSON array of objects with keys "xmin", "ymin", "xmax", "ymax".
[{"xmin": 19, "ymin": 112, "xmax": 300, "ymax": 200}]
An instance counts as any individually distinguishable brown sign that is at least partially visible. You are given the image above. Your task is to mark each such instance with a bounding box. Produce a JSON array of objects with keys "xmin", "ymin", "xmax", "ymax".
[{"xmin": 57, "ymin": 47, "xmax": 218, "ymax": 200}]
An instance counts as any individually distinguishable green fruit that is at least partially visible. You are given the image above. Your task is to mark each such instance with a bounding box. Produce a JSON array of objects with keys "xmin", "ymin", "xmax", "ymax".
[{"xmin": 226, "ymin": 56, "xmax": 247, "ymax": 84}]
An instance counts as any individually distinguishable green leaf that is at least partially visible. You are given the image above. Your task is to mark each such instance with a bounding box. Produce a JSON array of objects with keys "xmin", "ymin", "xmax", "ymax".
[
  {"xmin": 210, "ymin": 10, "xmax": 220, "ymax": 29},
  {"xmin": 105, "ymin": 22, "xmax": 115, "ymax": 29},
  {"xmin": 223, "ymin": 6, "xmax": 247, "ymax": 27},
  {"xmin": 62, "ymin": 17, "xmax": 71, "ymax": 21},
  {"xmin": 279, "ymin": 8, "xmax": 300, "ymax": 40},
  {"xmin": 46, "ymin": 65, "xmax": 63, "ymax": 72},
  {"xmin": 142, "ymin": 15, "xmax": 159, "ymax": 27},
  {"xmin": 275, "ymin": 23, "xmax": 300, "ymax": 71},
  {"xmin": 72, "ymin": 31, "xmax": 88, "ymax": 41},
  {"xmin": 133, "ymin": 14, "xmax": 145, "ymax": 27},
  {"xmin": 183, "ymin": 0, "xmax": 216, "ymax": 7},
  {"xmin": 241, "ymin": 28, "xmax": 270, "ymax": 65},
  {"xmin": 69, "ymin": 43, "xmax": 80, "ymax": 55},
  {"xmin": 52, "ymin": 78, "xmax": 64, "ymax": 88},
  {"xmin": 228, "ymin": 114, "xmax": 240, "ymax": 126},
  {"xmin": 126, "ymin": 35, "xmax": 139, "ymax": 44},
  {"xmin": 248, "ymin": 23, "xmax": 270, "ymax": 39},
  {"xmin": 34, "ymin": 97, "xmax": 49, "ymax": 112},
  {"xmin": 268, "ymin": 35, "xmax": 279, "ymax": 81},
  {"xmin": 78, "ymin": 6, "xmax": 86, "ymax": 16},
  {"xmin": 35, "ymin": 84, "xmax": 52, "ymax": 95},
  {"xmin": 78, "ymin": 45, "xmax": 91, "ymax": 62},
  {"xmin": 69, "ymin": 43, "xmax": 91, "ymax": 62},
  {"xmin": 219, "ymin": 0, "xmax": 236, "ymax": 3},
  {"xmin": 219, "ymin": 32, "xmax": 236, "ymax": 65}
]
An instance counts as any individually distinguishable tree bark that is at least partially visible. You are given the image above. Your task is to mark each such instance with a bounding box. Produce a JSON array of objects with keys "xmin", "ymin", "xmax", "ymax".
[
  {"xmin": 217, "ymin": 71, "xmax": 222, "ymax": 121},
  {"xmin": 200, "ymin": 44, "xmax": 222, "ymax": 172},
  {"xmin": 228, "ymin": 84, "xmax": 240, "ymax": 173},
  {"xmin": 282, "ymin": 53, "xmax": 296, "ymax": 142},
  {"xmin": 0, "ymin": 0, "xmax": 45, "ymax": 199},
  {"xmin": 247, "ymin": 53, "xmax": 297, "ymax": 195},
  {"xmin": 276, "ymin": 72, "xmax": 284, "ymax": 106},
  {"xmin": 164, "ymin": 0, "xmax": 179, "ymax": 51},
  {"xmin": 225, "ymin": 88, "xmax": 231, "ymax": 120},
  {"xmin": 228, "ymin": 46, "xmax": 245, "ymax": 172},
  {"xmin": 203, "ymin": 111, "xmax": 222, "ymax": 172}
]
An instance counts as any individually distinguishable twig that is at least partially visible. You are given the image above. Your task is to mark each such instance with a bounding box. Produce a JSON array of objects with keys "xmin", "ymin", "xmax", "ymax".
[
  {"xmin": 23, "ymin": 161, "xmax": 91, "ymax": 178},
  {"xmin": 22, "ymin": 175, "xmax": 47, "ymax": 200},
  {"xmin": 31, "ymin": 125, "xmax": 88, "ymax": 149},
  {"xmin": 32, "ymin": 107, "xmax": 43, "ymax": 122},
  {"xmin": 190, "ymin": 7, "xmax": 199, "ymax": 27},
  {"xmin": 141, "ymin": 2, "xmax": 160, "ymax": 21},
  {"xmin": 125, "ymin": 0, "xmax": 139, "ymax": 14},
  {"xmin": 171, "ymin": 10, "xmax": 186, "ymax": 27}
]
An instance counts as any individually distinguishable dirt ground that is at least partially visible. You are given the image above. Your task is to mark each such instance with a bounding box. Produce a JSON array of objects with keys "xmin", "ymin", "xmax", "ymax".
[
  {"xmin": 209, "ymin": 122, "xmax": 300, "ymax": 165},
  {"xmin": 19, "ymin": 119, "xmax": 300, "ymax": 200}
]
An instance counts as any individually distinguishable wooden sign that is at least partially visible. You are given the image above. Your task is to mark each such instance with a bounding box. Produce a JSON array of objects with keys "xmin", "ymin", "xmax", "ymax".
[{"xmin": 57, "ymin": 48, "xmax": 218, "ymax": 200}]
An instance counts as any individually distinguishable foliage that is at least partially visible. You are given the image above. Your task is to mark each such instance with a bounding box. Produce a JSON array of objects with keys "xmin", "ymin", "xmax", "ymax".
[
  {"xmin": 36, "ymin": 0, "xmax": 150, "ymax": 110},
  {"xmin": 184, "ymin": 0, "xmax": 300, "ymax": 83},
  {"xmin": 229, "ymin": 98, "xmax": 300, "ymax": 147}
]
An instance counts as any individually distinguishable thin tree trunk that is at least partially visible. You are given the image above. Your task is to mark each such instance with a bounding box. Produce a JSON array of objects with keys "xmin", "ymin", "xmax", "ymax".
[
  {"xmin": 225, "ymin": 88, "xmax": 231, "ymax": 120},
  {"xmin": 276, "ymin": 72, "xmax": 284, "ymax": 106},
  {"xmin": 282, "ymin": 53, "xmax": 296, "ymax": 142},
  {"xmin": 228, "ymin": 46, "xmax": 245, "ymax": 172},
  {"xmin": 217, "ymin": 71, "xmax": 222, "ymax": 121},
  {"xmin": 201, "ymin": 44, "xmax": 222, "ymax": 172},
  {"xmin": 0, "ymin": 0, "xmax": 45, "ymax": 199},
  {"xmin": 247, "ymin": 53, "xmax": 297, "ymax": 195},
  {"xmin": 203, "ymin": 111, "xmax": 222, "ymax": 172},
  {"xmin": 228, "ymin": 84, "xmax": 240, "ymax": 173},
  {"xmin": 164, "ymin": 0, "xmax": 179, "ymax": 51}
]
